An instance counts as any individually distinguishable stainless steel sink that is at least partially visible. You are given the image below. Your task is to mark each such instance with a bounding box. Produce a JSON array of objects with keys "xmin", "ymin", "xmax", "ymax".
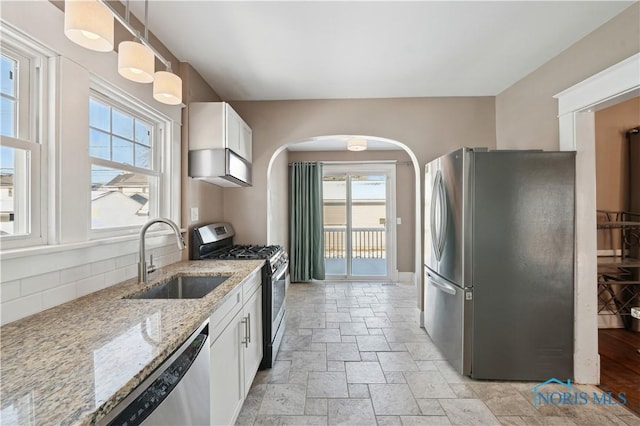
[{"xmin": 125, "ymin": 275, "xmax": 230, "ymax": 299}]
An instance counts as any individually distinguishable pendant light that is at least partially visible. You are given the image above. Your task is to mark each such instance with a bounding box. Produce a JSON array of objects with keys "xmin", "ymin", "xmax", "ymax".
[
  {"xmin": 63, "ymin": 0, "xmax": 182, "ymax": 106},
  {"xmin": 118, "ymin": 0, "xmax": 154, "ymax": 83},
  {"xmin": 153, "ymin": 68, "xmax": 182, "ymax": 105},
  {"xmin": 347, "ymin": 137, "xmax": 367, "ymax": 152},
  {"xmin": 64, "ymin": 0, "xmax": 114, "ymax": 52},
  {"xmin": 118, "ymin": 41, "xmax": 154, "ymax": 83}
]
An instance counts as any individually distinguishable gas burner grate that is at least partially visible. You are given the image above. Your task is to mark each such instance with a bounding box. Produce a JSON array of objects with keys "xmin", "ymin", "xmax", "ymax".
[{"xmin": 209, "ymin": 245, "xmax": 282, "ymax": 260}]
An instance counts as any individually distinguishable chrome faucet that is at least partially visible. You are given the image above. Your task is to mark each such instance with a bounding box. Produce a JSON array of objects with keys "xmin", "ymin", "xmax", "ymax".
[{"xmin": 138, "ymin": 218, "xmax": 186, "ymax": 284}]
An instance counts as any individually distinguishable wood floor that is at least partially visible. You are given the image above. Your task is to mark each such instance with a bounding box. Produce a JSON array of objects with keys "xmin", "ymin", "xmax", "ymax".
[{"xmin": 598, "ymin": 328, "xmax": 640, "ymax": 416}]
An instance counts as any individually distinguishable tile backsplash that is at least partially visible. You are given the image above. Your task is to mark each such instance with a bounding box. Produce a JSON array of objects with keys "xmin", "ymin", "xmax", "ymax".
[{"xmin": 1, "ymin": 236, "xmax": 182, "ymax": 326}]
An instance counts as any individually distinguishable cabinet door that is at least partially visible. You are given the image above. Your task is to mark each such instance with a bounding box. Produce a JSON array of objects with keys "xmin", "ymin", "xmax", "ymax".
[
  {"xmin": 210, "ymin": 309, "xmax": 245, "ymax": 426},
  {"xmin": 243, "ymin": 286, "xmax": 263, "ymax": 394},
  {"xmin": 188, "ymin": 102, "xmax": 225, "ymax": 150},
  {"xmin": 225, "ymin": 104, "xmax": 242, "ymax": 156},
  {"xmin": 239, "ymin": 121, "xmax": 252, "ymax": 162}
]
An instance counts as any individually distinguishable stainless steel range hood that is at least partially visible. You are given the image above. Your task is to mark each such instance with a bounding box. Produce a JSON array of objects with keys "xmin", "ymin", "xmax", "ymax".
[{"xmin": 188, "ymin": 148, "xmax": 252, "ymax": 187}]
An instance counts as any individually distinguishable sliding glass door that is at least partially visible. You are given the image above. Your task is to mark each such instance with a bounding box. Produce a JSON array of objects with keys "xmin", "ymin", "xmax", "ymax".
[{"xmin": 323, "ymin": 164, "xmax": 395, "ymax": 279}]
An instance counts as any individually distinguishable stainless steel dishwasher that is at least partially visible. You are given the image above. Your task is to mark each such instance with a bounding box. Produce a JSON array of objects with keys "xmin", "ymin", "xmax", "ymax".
[{"xmin": 100, "ymin": 321, "xmax": 210, "ymax": 426}]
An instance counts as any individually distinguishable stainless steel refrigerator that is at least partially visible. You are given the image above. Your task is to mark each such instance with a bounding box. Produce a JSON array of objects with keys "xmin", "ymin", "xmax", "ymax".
[{"xmin": 424, "ymin": 147, "xmax": 575, "ymax": 381}]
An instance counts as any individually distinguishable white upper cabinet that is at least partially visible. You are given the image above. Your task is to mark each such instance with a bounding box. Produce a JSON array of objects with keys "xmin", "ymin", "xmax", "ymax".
[{"xmin": 189, "ymin": 102, "xmax": 252, "ymax": 162}]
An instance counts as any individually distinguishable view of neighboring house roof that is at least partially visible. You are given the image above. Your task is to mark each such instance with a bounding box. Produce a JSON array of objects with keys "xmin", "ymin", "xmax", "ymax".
[
  {"xmin": 91, "ymin": 191, "xmax": 149, "ymax": 228},
  {"xmin": 104, "ymin": 172, "xmax": 148, "ymax": 187},
  {"xmin": 91, "ymin": 190, "xmax": 148, "ymax": 215},
  {"xmin": 91, "ymin": 191, "xmax": 110, "ymax": 201},
  {"xmin": 129, "ymin": 193, "xmax": 148, "ymax": 205}
]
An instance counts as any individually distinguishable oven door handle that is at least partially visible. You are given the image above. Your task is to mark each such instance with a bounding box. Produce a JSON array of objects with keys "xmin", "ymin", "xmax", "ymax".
[{"xmin": 272, "ymin": 262, "xmax": 289, "ymax": 280}]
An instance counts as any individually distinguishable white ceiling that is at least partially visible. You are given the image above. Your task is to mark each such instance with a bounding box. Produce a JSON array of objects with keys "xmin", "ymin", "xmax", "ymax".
[{"xmin": 128, "ymin": 1, "xmax": 634, "ymax": 101}]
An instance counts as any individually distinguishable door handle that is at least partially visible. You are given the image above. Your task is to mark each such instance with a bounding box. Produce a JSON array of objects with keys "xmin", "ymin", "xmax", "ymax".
[
  {"xmin": 246, "ymin": 313, "xmax": 251, "ymax": 344},
  {"xmin": 241, "ymin": 316, "xmax": 249, "ymax": 348},
  {"xmin": 427, "ymin": 272, "xmax": 457, "ymax": 295}
]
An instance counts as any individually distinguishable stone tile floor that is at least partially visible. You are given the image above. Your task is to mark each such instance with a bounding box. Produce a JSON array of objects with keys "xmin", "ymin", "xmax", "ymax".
[{"xmin": 235, "ymin": 281, "xmax": 640, "ymax": 426}]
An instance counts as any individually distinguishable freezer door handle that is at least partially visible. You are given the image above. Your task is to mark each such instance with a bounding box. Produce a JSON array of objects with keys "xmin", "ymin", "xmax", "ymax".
[{"xmin": 426, "ymin": 271, "xmax": 457, "ymax": 295}]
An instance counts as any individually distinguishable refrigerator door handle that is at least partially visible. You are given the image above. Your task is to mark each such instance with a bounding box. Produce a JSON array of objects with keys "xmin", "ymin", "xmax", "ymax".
[
  {"xmin": 430, "ymin": 173, "xmax": 439, "ymax": 260},
  {"xmin": 436, "ymin": 172, "xmax": 448, "ymax": 258},
  {"xmin": 427, "ymin": 271, "xmax": 457, "ymax": 295},
  {"xmin": 431, "ymin": 171, "xmax": 448, "ymax": 261}
]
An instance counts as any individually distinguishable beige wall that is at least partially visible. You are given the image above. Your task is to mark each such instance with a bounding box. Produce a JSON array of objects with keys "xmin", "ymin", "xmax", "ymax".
[
  {"xmin": 180, "ymin": 64, "xmax": 225, "ymax": 258},
  {"xmin": 179, "ymin": 2, "xmax": 639, "ymax": 283},
  {"xmin": 595, "ymin": 96, "xmax": 640, "ymax": 250},
  {"xmin": 268, "ymin": 149, "xmax": 289, "ymax": 250},
  {"xmin": 225, "ymin": 98, "xmax": 496, "ymax": 259},
  {"xmin": 288, "ymin": 150, "xmax": 415, "ymax": 272},
  {"xmin": 496, "ymin": 3, "xmax": 639, "ymax": 151}
]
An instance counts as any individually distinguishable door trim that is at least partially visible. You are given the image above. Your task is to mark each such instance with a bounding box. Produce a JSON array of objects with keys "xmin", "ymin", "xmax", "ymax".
[
  {"xmin": 323, "ymin": 163, "xmax": 397, "ymax": 280},
  {"xmin": 554, "ymin": 53, "xmax": 640, "ymax": 384}
]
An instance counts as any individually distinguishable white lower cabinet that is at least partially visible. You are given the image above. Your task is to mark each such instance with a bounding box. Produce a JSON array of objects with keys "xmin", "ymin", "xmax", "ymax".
[
  {"xmin": 210, "ymin": 308, "xmax": 244, "ymax": 425},
  {"xmin": 210, "ymin": 271, "xmax": 262, "ymax": 426},
  {"xmin": 243, "ymin": 286, "xmax": 262, "ymax": 393}
]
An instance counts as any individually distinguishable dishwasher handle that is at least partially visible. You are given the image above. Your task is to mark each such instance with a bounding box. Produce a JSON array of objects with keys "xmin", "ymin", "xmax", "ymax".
[{"xmin": 106, "ymin": 330, "xmax": 209, "ymax": 426}]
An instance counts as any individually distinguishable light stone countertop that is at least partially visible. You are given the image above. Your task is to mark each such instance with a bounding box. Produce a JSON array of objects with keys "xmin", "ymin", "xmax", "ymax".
[{"xmin": 0, "ymin": 259, "xmax": 265, "ymax": 426}]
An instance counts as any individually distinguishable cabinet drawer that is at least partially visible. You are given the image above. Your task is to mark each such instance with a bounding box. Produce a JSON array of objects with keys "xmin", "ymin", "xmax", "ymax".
[
  {"xmin": 210, "ymin": 285, "xmax": 243, "ymax": 343},
  {"xmin": 242, "ymin": 269, "xmax": 262, "ymax": 301}
]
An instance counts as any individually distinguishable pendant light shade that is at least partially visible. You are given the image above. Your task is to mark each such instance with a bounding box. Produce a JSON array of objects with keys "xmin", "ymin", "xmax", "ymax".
[
  {"xmin": 64, "ymin": 0, "xmax": 114, "ymax": 52},
  {"xmin": 118, "ymin": 41, "xmax": 155, "ymax": 83},
  {"xmin": 153, "ymin": 71, "xmax": 182, "ymax": 105},
  {"xmin": 347, "ymin": 137, "xmax": 367, "ymax": 151}
]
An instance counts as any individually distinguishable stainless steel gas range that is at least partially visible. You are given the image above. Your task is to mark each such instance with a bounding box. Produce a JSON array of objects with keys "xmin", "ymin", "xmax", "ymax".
[{"xmin": 192, "ymin": 223, "xmax": 288, "ymax": 369}]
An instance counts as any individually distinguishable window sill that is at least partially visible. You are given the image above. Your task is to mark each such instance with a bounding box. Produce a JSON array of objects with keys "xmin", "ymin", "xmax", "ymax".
[{"xmin": 0, "ymin": 228, "xmax": 187, "ymax": 261}]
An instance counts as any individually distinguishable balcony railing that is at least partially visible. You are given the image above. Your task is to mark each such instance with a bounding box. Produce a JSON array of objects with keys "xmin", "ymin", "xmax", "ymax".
[{"xmin": 324, "ymin": 226, "xmax": 386, "ymax": 259}]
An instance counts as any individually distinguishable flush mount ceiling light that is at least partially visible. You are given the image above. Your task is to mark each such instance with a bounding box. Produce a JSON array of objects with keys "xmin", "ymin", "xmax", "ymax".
[
  {"xmin": 347, "ymin": 137, "xmax": 367, "ymax": 151},
  {"xmin": 64, "ymin": 0, "xmax": 114, "ymax": 52},
  {"xmin": 63, "ymin": 0, "xmax": 183, "ymax": 106}
]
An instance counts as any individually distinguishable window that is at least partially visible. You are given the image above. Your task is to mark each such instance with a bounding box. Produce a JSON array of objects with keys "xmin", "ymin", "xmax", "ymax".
[
  {"xmin": 0, "ymin": 31, "xmax": 47, "ymax": 247},
  {"xmin": 1, "ymin": 54, "xmax": 18, "ymax": 136},
  {"xmin": 89, "ymin": 93, "xmax": 162, "ymax": 231}
]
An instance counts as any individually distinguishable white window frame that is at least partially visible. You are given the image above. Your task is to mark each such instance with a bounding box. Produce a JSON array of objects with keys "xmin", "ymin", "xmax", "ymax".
[
  {"xmin": 0, "ymin": 25, "xmax": 51, "ymax": 249},
  {"xmin": 88, "ymin": 78, "xmax": 175, "ymax": 240},
  {"xmin": 322, "ymin": 162, "xmax": 398, "ymax": 281}
]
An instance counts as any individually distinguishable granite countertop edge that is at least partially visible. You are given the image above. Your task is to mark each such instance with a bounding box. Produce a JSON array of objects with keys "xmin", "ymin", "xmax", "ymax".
[{"xmin": 0, "ymin": 259, "xmax": 265, "ymax": 426}]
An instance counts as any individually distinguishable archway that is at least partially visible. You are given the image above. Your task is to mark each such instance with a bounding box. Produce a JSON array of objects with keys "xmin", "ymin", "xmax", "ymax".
[{"xmin": 266, "ymin": 135, "xmax": 424, "ymax": 323}]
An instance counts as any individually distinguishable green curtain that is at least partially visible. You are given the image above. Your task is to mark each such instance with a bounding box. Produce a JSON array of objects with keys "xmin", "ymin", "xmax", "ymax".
[{"xmin": 289, "ymin": 161, "xmax": 325, "ymax": 282}]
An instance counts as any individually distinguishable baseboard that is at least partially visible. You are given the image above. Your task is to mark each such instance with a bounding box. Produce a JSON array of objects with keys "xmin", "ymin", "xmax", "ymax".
[
  {"xmin": 597, "ymin": 249, "xmax": 626, "ymax": 257},
  {"xmin": 398, "ymin": 272, "xmax": 415, "ymax": 283},
  {"xmin": 598, "ymin": 313, "xmax": 625, "ymax": 328}
]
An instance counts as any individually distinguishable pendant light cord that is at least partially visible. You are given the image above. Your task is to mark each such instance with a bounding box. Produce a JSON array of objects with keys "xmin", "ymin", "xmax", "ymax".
[{"xmin": 144, "ymin": 0, "xmax": 149, "ymax": 41}]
